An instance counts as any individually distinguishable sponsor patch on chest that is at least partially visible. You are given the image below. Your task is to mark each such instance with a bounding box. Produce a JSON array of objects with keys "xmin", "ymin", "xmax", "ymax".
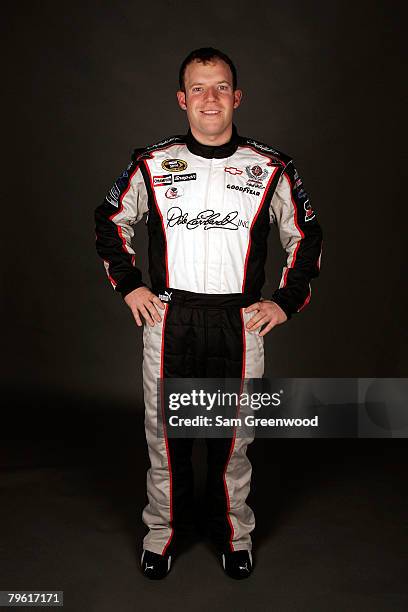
[
  {"xmin": 161, "ymin": 159, "xmax": 188, "ymax": 172},
  {"xmin": 153, "ymin": 174, "xmax": 172, "ymax": 186},
  {"xmin": 174, "ymin": 172, "xmax": 196, "ymax": 182},
  {"xmin": 165, "ymin": 186, "xmax": 183, "ymax": 199},
  {"xmin": 226, "ymin": 184, "xmax": 260, "ymax": 196}
]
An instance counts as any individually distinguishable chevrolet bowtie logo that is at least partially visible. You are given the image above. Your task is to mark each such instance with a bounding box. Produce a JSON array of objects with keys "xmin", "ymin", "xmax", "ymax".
[{"xmin": 224, "ymin": 167, "xmax": 243, "ymax": 175}]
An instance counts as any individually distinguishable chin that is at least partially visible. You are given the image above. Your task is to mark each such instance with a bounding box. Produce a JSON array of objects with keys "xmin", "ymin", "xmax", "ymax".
[
  {"xmin": 202, "ymin": 124, "xmax": 223, "ymax": 133},
  {"xmin": 199, "ymin": 122, "xmax": 226, "ymax": 134}
]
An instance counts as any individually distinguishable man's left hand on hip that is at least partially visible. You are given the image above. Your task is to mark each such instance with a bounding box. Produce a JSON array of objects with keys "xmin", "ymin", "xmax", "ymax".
[{"xmin": 244, "ymin": 300, "xmax": 288, "ymax": 336}]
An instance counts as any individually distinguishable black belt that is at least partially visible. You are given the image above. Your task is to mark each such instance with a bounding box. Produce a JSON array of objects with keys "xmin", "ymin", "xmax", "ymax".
[{"xmin": 154, "ymin": 288, "xmax": 260, "ymax": 309}]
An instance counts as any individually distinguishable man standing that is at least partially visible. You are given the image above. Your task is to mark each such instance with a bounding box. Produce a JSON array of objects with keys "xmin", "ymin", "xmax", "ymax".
[{"xmin": 95, "ymin": 47, "xmax": 322, "ymax": 580}]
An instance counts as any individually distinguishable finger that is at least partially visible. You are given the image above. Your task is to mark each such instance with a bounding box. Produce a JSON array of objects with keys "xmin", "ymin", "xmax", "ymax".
[
  {"xmin": 140, "ymin": 306, "xmax": 155, "ymax": 326},
  {"xmin": 145, "ymin": 302, "xmax": 162, "ymax": 322},
  {"xmin": 131, "ymin": 308, "xmax": 143, "ymax": 327},
  {"xmin": 248, "ymin": 315, "xmax": 270, "ymax": 331},
  {"xmin": 150, "ymin": 299, "xmax": 165, "ymax": 318},
  {"xmin": 259, "ymin": 321, "xmax": 276, "ymax": 337},
  {"xmin": 152, "ymin": 296, "xmax": 166, "ymax": 310},
  {"xmin": 244, "ymin": 302, "xmax": 260, "ymax": 313},
  {"xmin": 246, "ymin": 310, "xmax": 266, "ymax": 329},
  {"xmin": 246, "ymin": 314, "xmax": 263, "ymax": 329}
]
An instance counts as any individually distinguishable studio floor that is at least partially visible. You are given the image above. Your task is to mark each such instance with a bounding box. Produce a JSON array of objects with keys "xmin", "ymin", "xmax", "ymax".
[{"xmin": 1, "ymin": 435, "xmax": 407, "ymax": 612}]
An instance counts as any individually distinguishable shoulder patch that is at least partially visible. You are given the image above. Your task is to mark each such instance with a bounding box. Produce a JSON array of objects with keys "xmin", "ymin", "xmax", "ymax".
[{"xmin": 132, "ymin": 135, "xmax": 185, "ymax": 161}]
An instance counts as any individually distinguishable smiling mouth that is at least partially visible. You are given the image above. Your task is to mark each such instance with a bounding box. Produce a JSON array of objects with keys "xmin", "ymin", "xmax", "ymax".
[{"xmin": 200, "ymin": 110, "xmax": 221, "ymax": 115}]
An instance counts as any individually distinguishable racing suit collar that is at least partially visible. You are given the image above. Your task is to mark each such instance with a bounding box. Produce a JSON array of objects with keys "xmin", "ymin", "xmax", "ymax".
[{"xmin": 185, "ymin": 123, "xmax": 240, "ymax": 159}]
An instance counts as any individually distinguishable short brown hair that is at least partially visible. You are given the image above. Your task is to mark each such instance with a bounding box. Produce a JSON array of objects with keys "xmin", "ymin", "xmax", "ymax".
[{"xmin": 178, "ymin": 47, "xmax": 238, "ymax": 92}]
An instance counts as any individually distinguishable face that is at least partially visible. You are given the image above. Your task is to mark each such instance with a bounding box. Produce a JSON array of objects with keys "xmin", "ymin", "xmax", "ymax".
[{"xmin": 176, "ymin": 58, "xmax": 242, "ymax": 145}]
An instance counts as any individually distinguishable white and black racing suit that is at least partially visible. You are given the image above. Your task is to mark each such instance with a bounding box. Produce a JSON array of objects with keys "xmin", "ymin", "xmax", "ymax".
[{"xmin": 94, "ymin": 124, "xmax": 323, "ymax": 555}]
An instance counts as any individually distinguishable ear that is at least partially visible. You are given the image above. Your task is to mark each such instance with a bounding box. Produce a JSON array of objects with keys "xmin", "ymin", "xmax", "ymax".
[
  {"xmin": 233, "ymin": 89, "xmax": 243, "ymax": 109},
  {"xmin": 176, "ymin": 90, "xmax": 187, "ymax": 111}
]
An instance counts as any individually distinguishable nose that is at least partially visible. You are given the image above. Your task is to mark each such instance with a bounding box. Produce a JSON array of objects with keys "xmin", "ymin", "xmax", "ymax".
[{"xmin": 204, "ymin": 86, "xmax": 218, "ymax": 101}]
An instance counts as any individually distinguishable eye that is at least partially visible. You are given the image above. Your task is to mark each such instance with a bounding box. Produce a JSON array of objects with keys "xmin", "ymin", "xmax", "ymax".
[
  {"xmin": 219, "ymin": 84, "xmax": 229, "ymax": 91},
  {"xmin": 192, "ymin": 87, "xmax": 203, "ymax": 92}
]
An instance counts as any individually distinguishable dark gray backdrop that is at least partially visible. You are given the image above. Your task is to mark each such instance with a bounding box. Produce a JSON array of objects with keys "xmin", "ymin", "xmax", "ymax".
[
  {"xmin": 3, "ymin": 0, "xmax": 406, "ymax": 410},
  {"xmin": 2, "ymin": 6, "xmax": 407, "ymax": 607}
]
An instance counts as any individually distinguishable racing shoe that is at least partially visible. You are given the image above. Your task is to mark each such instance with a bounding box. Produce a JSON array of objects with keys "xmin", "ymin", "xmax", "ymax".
[
  {"xmin": 221, "ymin": 550, "xmax": 253, "ymax": 579},
  {"xmin": 141, "ymin": 549, "xmax": 172, "ymax": 579}
]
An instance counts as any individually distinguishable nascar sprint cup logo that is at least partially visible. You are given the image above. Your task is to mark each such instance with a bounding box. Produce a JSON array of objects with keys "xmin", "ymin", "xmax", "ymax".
[{"xmin": 162, "ymin": 159, "xmax": 188, "ymax": 172}]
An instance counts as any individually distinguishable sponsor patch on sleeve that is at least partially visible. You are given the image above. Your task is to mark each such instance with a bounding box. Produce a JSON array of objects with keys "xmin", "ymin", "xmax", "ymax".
[{"xmin": 106, "ymin": 169, "xmax": 130, "ymax": 207}]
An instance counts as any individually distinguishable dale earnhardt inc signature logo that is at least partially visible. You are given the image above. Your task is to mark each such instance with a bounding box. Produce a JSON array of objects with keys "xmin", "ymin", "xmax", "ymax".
[{"xmin": 166, "ymin": 207, "xmax": 249, "ymax": 230}]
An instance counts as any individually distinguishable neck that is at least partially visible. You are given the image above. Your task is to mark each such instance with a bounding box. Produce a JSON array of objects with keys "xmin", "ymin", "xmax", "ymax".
[
  {"xmin": 190, "ymin": 125, "xmax": 233, "ymax": 146},
  {"xmin": 185, "ymin": 123, "xmax": 239, "ymax": 159}
]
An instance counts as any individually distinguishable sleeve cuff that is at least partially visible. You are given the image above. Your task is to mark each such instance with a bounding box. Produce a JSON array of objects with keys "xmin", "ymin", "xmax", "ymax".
[
  {"xmin": 270, "ymin": 293, "xmax": 293, "ymax": 320},
  {"xmin": 116, "ymin": 275, "xmax": 146, "ymax": 299}
]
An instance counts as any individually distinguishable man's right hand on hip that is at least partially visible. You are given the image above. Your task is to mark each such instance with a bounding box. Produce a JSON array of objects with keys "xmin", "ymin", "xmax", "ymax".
[{"xmin": 124, "ymin": 287, "xmax": 165, "ymax": 327}]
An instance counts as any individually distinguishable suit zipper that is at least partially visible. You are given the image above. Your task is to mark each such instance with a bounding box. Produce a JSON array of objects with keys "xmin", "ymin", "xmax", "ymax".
[{"xmin": 205, "ymin": 158, "xmax": 214, "ymax": 292}]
